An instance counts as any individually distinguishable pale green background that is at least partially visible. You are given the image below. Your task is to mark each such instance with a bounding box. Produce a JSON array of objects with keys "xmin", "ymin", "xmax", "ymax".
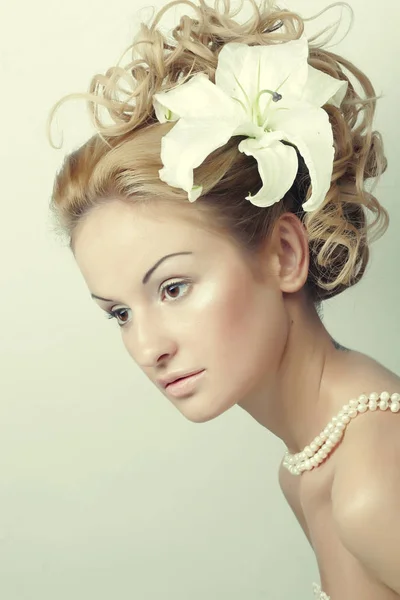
[{"xmin": 0, "ymin": 0, "xmax": 399, "ymax": 598}]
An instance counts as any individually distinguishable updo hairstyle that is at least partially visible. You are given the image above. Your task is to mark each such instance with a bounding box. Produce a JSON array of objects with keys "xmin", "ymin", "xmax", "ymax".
[{"xmin": 47, "ymin": 0, "xmax": 389, "ymax": 309}]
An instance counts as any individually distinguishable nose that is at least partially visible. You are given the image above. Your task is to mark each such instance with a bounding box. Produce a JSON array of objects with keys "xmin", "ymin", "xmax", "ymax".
[{"xmin": 128, "ymin": 313, "xmax": 177, "ymax": 368}]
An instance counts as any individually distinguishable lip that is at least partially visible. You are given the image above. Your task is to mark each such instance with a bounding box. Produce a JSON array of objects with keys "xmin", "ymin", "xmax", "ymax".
[
  {"xmin": 158, "ymin": 369, "xmax": 204, "ymax": 389},
  {"xmin": 165, "ymin": 370, "xmax": 205, "ymax": 398}
]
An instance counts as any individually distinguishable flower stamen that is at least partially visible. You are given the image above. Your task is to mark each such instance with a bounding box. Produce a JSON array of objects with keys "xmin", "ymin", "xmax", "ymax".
[{"xmin": 254, "ymin": 89, "xmax": 283, "ymax": 126}]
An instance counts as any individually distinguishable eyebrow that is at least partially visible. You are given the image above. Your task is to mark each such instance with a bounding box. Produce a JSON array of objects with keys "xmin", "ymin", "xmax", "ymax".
[{"xmin": 90, "ymin": 251, "xmax": 193, "ymax": 302}]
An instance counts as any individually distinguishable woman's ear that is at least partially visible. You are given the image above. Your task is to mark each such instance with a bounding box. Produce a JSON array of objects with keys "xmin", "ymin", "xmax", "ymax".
[{"xmin": 269, "ymin": 212, "xmax": 310, "ymax": 294}]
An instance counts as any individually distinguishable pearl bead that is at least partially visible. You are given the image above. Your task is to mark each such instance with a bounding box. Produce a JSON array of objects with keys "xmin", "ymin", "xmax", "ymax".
[
  {"xmin": 379, "ymin": 400, "xmax": 388, "ymax": 410},
  {"xmin": 369, "ymin": 392, "xmax": 379, "ymax": 401},
  {"xmin": 390, "ymin": 402, "xmax": 400, "ymax": 413},
  {"xmin": 304, "ymin": 446, "xmax": 312, "ymax": 458},
  {"xmin": 359, "ymin": 394, "xmax": 368, "ymax": 403},
  {"xmin": 391, "ymin": 393, "xmax": 400, "ymax": 402},
  {"xmin": 369, "ymin": 401, "xmax": 377, "ymax": 411},
  {"xmin": 358, "ymin": 403, "xmax": 368, "ymax": 413},
  {"xmin": 380, "ymin": 391, "xmax": 390, "ymax": 401}
]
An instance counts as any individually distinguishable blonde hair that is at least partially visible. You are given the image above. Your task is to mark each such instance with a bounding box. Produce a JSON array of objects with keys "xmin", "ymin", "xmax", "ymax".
[{"xmin": 47, "ymin": 0, "xmax": 389, "ymax": 306}]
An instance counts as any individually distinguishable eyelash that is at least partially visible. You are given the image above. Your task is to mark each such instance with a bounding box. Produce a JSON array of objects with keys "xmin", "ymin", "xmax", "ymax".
[{"xmin": 104, "ymin": 279, "xmax": 191, "ymax": 326}]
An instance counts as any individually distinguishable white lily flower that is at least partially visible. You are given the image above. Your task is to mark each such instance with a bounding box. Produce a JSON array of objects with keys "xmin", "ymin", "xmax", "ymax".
[{"xmin": 153, "ymin": 36, "xmax": 347, "ymax": 210}]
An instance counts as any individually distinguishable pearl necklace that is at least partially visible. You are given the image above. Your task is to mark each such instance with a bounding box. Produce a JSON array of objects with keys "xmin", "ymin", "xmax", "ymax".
[{"xmin": 283, "ymin": 391, "xmax": 400, "ymax": 476}]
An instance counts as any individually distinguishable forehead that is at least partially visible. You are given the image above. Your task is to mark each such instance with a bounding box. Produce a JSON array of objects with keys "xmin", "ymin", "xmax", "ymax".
[
  {"xmin": 72, "ymin": 198, "xmax": 240, "ymax": 283},
  {"xmin": 73, "ymin": 198, "xmax": 224, "ymax": 253}
]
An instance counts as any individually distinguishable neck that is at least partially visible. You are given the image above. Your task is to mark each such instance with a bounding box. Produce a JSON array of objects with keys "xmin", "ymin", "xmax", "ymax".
[{"xmin": 237, "ymin": 296, "xmax": 354, "ymax": 454}]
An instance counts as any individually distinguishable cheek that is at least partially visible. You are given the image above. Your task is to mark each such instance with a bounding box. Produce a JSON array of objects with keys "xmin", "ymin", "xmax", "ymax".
[{"xmin": 195, "ymin": 271, "xmax": 287, "ymax": 364}]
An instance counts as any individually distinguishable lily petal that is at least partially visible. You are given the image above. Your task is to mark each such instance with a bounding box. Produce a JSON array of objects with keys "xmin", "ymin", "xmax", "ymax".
[
  {"xmin": 302, "ymin": 66, "xmax": 348, "ymax": 108},
  {"xmin": 159, "ymin": 117, "xmax": 240, "ymax": 201},
  {"xmin": 153, "ymin": 73, "xmax": 240, "ymax": 122},
  {"xmin": 153, "ymin": 96, "xmax": 179, "ymax": 123},
  {"xmin": 269, "ymin": 106, "xmax": 335, "ymax": 211},
  {"xmin": 238, "ymin": 135, "xmax": 298, "ymax": 207},
  {"xmin": 216, "ymin": 39, "xmax": 310, "ymax": 115},
  {"xmin": 329, "ymin": 82, "xmax": 348, "ymax": 109}
]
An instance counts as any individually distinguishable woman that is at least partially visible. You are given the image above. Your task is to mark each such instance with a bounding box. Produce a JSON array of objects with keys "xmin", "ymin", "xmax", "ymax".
[{"xmin": 47, "ymin": 0, "xmax": 400, "ymax": 597}]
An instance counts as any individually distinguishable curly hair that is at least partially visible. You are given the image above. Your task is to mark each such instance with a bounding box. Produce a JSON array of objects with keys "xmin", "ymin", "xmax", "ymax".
[{"xmin": 47, "ymin": 0, "xmax": 389, "ymax": 308}]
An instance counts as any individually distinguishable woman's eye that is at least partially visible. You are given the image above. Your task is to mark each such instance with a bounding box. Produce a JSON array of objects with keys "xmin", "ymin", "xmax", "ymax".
[
  {"xmin": 160, "ymin": 279, "xmax": 191, "ymax": 301},
  {"xmin": 105, "ymin": 308, "xmax": 130, "ymax": 325},
  {"xmin": 104, "ymin": 280, "xmax": 191, "ymax": 327}
]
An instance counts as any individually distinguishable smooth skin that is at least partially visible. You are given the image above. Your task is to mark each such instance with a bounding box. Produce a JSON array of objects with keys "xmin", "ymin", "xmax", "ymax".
[{"xmin": 73, "ymin": 198, "xmax": 400, "ymax": 598}]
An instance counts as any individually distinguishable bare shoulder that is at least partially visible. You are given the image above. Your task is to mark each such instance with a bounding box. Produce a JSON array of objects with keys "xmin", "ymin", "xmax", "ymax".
[
  {"xmin": 331, "ymin": 403, "xmax": 400, "ymax": 517},
  {"xmin": 330, "ymin": 351, "xmax": 400, "ymax": 516},
  {"xmin": 330, "ymin": 377, "xmax": 400, "ymax": 593}
]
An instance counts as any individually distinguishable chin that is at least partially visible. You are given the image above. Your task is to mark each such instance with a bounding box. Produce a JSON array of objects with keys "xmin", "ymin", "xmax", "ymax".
[
  {"xmin": 174, "ymin": 393, "xmax": 239, "ymax": 424},
  {"xmin": 183, "ymin": 412, "xmax": 216, "ymax": 424}
]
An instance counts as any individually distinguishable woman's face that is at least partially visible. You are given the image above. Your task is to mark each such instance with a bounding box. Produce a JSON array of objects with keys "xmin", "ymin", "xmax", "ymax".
[{"xmin": 73, "ymin": 199, "xmax": 290, "ymax": 423}]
